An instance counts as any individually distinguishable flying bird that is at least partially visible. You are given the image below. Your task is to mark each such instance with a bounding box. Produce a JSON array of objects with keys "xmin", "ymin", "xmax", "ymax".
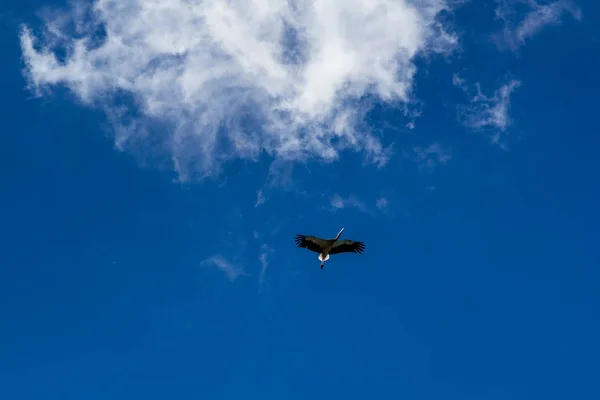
[{"xmin": 295, "ymin": 228, "xmax": 365, "ymax": 269}]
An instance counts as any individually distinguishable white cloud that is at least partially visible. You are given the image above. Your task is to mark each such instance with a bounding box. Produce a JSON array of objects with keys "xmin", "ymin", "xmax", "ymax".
[
  {"xmin": 455, "ymin": 76, "xmax": 522, "ymax": 143},
  {"xmin": 452, "ymin": 73, "xmax": 467, "ymax": 90},
  {"xmin": 19, "ymin": 0, "xmax": 457, "ymax": 181},
  {"xmin": 200, "ymin": 254, "xmax": 246, "ymax": 282},
  {"xmin": 411, "ymin": 142, "xmax": 452, "ymax": 170},
  {"xmin": 330, "ymin": 194, "xmax": 346, "ymax": 209},
  {"xmin": 330, "ymin": 193, "xmax": 367, "ymax": 212},
  {"xmin": 330, "ymin": 193, "xmax": 394, "ymax": 214},
  {"xmin": 494, "ymin": 0, "xmax": 582, "ymax": 50},
  {"xmin": 255, "ymin": 189, "xmax": 266, "ymax": 208},
  {"xmin": 376, "ymin": 197, "xmax": 389, "ymax": 210},
  {"xmin": 258, "ymin": 244, "xmax": 274, "ymax": 292}
]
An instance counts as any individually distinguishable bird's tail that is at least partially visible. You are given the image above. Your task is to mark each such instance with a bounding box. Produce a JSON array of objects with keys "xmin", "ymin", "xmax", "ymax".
[{"xmin": 318, "ymin": 253, "xmax": 330, "ymax": 262}]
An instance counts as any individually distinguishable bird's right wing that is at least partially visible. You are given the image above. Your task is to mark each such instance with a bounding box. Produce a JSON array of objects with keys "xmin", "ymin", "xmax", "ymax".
[
  {"xmin": 328, "ymin": 240, "xmax": 365, "ymax": 255},
  {"xmin": 295, "ymin": 235, "xmax": 327, "ymax": 253}
]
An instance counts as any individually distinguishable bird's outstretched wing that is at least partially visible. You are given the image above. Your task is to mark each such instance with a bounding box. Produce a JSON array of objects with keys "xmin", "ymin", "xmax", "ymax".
[
  {"xmin": 329, "ymin": 240, "xmax": 365, "ymax": 255},
  {"xmin": 295, "ymin": 235, "xmax": 327, "ymax": 253}
]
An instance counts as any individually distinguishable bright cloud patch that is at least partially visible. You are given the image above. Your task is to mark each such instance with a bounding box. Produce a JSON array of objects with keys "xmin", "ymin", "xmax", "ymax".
[{"xmin": 19, "ymin": 0, "xmax": 456, "ymax": 180}]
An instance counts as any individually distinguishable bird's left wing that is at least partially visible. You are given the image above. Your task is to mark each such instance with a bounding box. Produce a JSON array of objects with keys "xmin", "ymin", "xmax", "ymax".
[
  {"xmin": 329, "ymin": 240, "xmax": 365, "ymax": 255},
  {"xmin": 295, "ymin": 235, "xmax": 327, "ymax": 253}
]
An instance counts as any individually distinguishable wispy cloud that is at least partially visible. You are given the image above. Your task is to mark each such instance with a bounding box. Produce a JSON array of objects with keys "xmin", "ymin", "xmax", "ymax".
[
  {"xmin": 376, "ymin": 197, "xmax": 389, "ymax": 210},
  {"xmin": 455, "ymin": 75, "xmax": 522, "ymax": 144},
  {"xmin": 494, "ymin": 0, "xmax": 582, "ymax": 51},
  {"xmin": 452, "ymin": 73, "xmax": 467, "ymax": 91},
  {"xmin": 329, "ymin": 193, "xmax": 394, "ymax": 216},
  {"xmin": 411, "ymin": 142, "xmax": 452, "ymax": 170},
  {"xmin": 19, "ymin": 0, "xmax": 458, "ymax": 181},
  {"xmin": 200, "ymin": 255, "xmax": 247, "ymax": 282},
  {"xmin": 258, "ymin": 244, "xmax": 274, "ymax": 293},
  {"xmin": 255, "ymin": 190, "xmax": 266, "ymax": 208},
  {"xmin": 330, "ymin": 194, "xmax": 367, "ymax": 212}
]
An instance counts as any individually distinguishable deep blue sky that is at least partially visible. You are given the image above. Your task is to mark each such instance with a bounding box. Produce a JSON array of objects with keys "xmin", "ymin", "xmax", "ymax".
[{"xmin": 1, "ymin": 1, "xmax": 600, "ymax": 399}]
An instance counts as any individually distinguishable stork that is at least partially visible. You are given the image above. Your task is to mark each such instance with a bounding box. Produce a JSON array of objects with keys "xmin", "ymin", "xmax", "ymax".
[{"xmin": 295, "ymin": 228, "xmax": 365, "ymax": 269}]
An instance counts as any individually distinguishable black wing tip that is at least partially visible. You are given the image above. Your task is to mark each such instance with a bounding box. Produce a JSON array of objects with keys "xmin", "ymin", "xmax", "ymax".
[
  {"xmin": 355, "ymin": 241, "xmax": 366, "ymax": 254},
  {"xmin": 295, "ymin": 234, "xmax": 306, "ymax": 247}
]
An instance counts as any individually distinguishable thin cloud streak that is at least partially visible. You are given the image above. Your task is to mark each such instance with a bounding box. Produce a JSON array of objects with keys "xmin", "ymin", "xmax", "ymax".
[
  {"xmin": 19, "ymin": 0, "xmax": 458, "ymax": 181},
  {"xmin": 494, "ymin": 0, "xmax": 582, "ymax": 51},
  {"xmin": 258, "ymin": 244, "xmax": 274, "ymax": 293},
  {"xmin": 200, "ymin": 255, "xmax": 247, "ymax": 282},
  {"xmin": 255, "ymin": 190, "xmax": 266, "ymax": 208}
]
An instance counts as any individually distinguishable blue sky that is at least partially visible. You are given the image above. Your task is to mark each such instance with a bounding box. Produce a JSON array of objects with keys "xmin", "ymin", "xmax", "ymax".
[{"xmin": 1, "ymin": 0, "xmax": 600, "ymax": 398}]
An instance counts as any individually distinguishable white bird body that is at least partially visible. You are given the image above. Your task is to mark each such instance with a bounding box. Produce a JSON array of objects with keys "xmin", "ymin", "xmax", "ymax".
[{"xmin": 295, "ymin": 228, "xmax": 365, "ymax": 269}]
